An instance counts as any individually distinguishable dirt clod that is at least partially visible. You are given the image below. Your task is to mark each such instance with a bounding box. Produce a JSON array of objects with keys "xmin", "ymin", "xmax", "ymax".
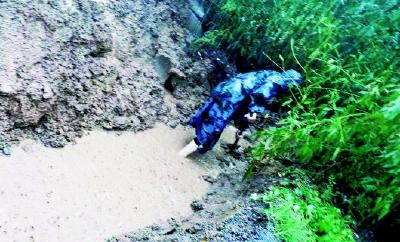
[{"xmin": 190, "ymin": 200, "xmax": 205, "ymax": 212}]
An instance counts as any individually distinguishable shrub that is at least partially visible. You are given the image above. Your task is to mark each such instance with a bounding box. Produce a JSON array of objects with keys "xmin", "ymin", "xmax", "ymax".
[{"xmin": 199, "ymin": 0, "xmax": 400, "ymax": 225}]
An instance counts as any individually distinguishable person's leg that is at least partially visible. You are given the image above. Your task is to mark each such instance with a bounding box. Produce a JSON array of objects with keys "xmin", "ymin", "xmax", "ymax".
[
  {"xmin": 178, "ymin": 140, "xmax": 198, "ymax": 157},
  {"xmin": 228, "ymin": 129, "xmax": 244, "ymax": 151},
  {"xmin": 182, "ymin": 97, "xmax": 235, "ymax": 157}
]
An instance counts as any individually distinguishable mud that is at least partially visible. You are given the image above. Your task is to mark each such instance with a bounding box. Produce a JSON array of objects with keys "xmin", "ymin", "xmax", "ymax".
[
  {"xmin": 110, "ymin": 126, "xmax": 280, "ymax": 242},
  {"xmin": 0, "ymin": 124, "xmax": 211, "ymax": 242},
  {"xmin": 0, "ymin": 0, "xmax": 212, "ymax": 150}
]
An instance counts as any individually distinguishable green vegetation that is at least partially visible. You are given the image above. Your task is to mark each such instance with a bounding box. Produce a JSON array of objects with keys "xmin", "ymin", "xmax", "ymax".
[
  {"xmin": 252, "ymin": 170, "xmax": 354, "ymax": 242},
  {"xmin": 199, "ymin": 0, "xmax": 400, "ymax": 238}
]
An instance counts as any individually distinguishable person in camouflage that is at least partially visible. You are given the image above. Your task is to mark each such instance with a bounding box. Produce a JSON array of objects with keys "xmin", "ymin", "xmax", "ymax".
[{"xmin": 178, "ymin": 69, "xmax": 302, "ymax": 157}]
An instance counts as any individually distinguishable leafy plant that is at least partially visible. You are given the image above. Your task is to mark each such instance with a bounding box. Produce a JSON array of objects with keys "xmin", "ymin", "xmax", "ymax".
[
  {"xmin": 200, "ymin": 0, "xmax": 400, "ymax": 226},
  {"xmin": 252, "ymin": 171, "xmax": 355, "ymax": 242}
]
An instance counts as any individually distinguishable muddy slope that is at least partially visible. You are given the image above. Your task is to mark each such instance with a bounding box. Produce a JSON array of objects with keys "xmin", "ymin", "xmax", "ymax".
[{"xmin": 0, "ymin": 0, "xmax": 212, "ymax": 149}]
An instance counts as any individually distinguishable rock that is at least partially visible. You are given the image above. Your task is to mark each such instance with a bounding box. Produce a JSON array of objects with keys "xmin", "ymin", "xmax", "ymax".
[
  {"xmin": 0, "ymin": 82, "xmax": 16, "ymax": 94},
  {"xmin": 42, "ymin": 85, "xmax": 54, "ymax": 99},
  {"xmin": 186, "ymin": 0, "xmax": 204, "ymax": 37},
  {"xmin": 185, "ymin": 223, "xmax": 203, "ymax": 234},
  {"xmin": 112, "ymin": 116, "xmax": 130, "ymax": 129},
  {"xmin": 202, "ymin": 175, "xmax": 217, "ymax": 183},
  {"xmin": 190, "ymin": 200, "xmax": 205, "ymax": 212},
  {"xmin": 187, "ymin": 11, "xmax": 203, "ymax": 37},
  {"xmin": 161, "ymin": 228, "xmax": 176, "ymax": 235},
  {"xmin": 34, "ymin": 128, "xmax": 43, "ymax": 134},
  {"xmin": 190, "ymin": 0, "xmax": 205, "ymax": 19},
  {"xmin": 2, "ymin": 147, "xmax": 11, "ymax": 156},
  {"xmin": 169, "ymin": 68, "xmax": 186, "ymax": 79}
]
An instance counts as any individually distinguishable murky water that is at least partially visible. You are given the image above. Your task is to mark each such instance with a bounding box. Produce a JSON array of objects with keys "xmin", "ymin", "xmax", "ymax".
[{"xmin": 0, "ymin": 124, "xmax": 209, "ymax": 242}]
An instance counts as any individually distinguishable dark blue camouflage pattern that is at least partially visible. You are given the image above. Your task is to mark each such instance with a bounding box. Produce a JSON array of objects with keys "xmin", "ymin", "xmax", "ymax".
[{"xmin": 189, "ymin": 70, "xmax": 301, "ymax": 153}]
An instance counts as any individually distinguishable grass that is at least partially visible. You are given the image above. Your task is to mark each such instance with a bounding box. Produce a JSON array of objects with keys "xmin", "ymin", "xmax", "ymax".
[{"xmin": 252, "ymin": 169, "xmax": 355, "ymax": 242}]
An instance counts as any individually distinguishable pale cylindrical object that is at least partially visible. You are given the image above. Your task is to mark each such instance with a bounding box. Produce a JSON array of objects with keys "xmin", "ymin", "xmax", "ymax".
[{"xmin": 178, "ymin": 140, "xmax": 198, "ymax": 157}]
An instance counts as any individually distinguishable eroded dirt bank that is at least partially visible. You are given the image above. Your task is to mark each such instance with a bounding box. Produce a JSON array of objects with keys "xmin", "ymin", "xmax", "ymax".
[{"xmin": 0, "ymin": 0, "xmax": 211, "ymax": 150}]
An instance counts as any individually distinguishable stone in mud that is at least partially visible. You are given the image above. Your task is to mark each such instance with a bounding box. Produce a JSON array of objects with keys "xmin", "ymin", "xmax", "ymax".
[
  {"xmin": 186, "ymin": 223, "xmax": 204, "ymax": 234},
  {"xmin": 190, "ymin": 199, "xmax": 205, "ymax": 212},
  {"xmin": 42, "ymin": 85, "xmax": 54, "ymax": 99},
  {"xmin": 2, "ymin": 147, "xmax": 11, "ymax": 156},
  {"xmin": 201, "ymin": 174, "xmax": 217, "ymax": 183},
  {"xmin": 112, "ymin": 116, "xmax": 131, "ymax": 130}
]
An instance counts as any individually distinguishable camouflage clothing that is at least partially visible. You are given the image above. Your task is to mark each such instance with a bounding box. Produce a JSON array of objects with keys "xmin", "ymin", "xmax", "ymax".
[{"xmin": 189, "ymin": 70, "xmax": 301, "ymax": 153}]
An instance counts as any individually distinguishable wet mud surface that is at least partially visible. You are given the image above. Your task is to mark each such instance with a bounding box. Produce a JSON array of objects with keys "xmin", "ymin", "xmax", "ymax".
[
  {"xmin": 110, "ymin": 126, "xmax": 279, "ymax": 242},
  {"xmin": 0, "ymin": 124, "xmax": 209, "ymax": 242}
]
